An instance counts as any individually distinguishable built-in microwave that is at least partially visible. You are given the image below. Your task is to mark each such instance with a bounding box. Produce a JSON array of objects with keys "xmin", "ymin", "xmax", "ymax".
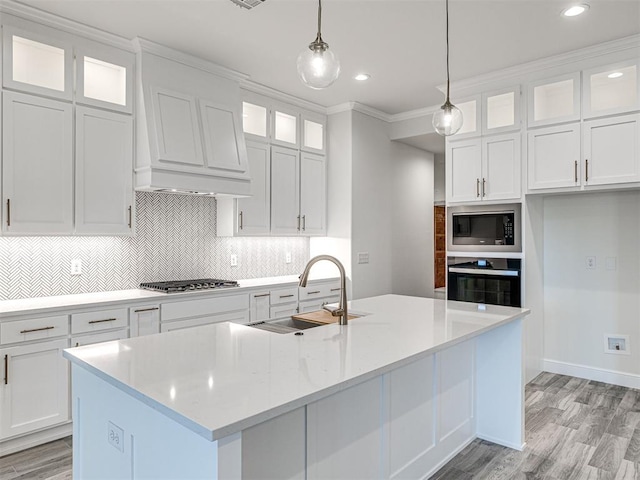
[{"xmin": 447, "ymin": 203, "xmax": 521, "ymax": 253}]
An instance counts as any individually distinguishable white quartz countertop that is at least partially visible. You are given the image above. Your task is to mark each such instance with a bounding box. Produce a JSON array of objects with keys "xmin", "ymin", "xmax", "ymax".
[
  {"xmin": 0, "ymin": 275, "xmax": 333, "ymax": 318},
  {"xmin": 64, "ymin": 294, "xmax": 530, "ymax": 441}
]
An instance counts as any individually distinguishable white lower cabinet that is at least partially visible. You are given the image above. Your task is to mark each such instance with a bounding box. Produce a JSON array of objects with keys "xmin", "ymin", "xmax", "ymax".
[
  {"xmin": 129, "ymin": 305, "xmax": 160, "ymax": 337},
  {"xmin": 161, "ymin": 310, "xmax": 250, "ymax": 333},
  {"xmin": 71, "ymin": 329, "xmax": 128, "ymax": 348},
  {"xmin": 0, "ymin": 338, "xmax": 70, "ymax": 440}
]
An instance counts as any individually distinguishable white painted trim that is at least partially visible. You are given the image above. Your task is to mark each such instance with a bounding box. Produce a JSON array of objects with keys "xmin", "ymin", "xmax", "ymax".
[
  {"xmin": 449, "ymin": 34, "xmax": 640, "ymax": 94},
  {"xmin": 326, "ymin": 102, "xmax": 356, "ymax": 115},
  {"xmin": 133, "ymin": 38, "xmax": 249, "ymax": 82},
  {"xmin": 0, "ymin": 422, "xmax": 72, "ymax": 456},
  {"xmin": 543, "ymin": 359, "xmax": 640, "ymax": 389},
  {"xmin": 241, "ymin": 81, "xmax": 326, "ymax": 114},
  {"xmin": 327, "ymin": 102, "xmax": 391, "ymax": 122},
  {"xmin": 477, "ymin": 434, "xmax": 525, "ymax": 452},
  {"xmin": 0, "ymin": 0, "xmax": 133, "ymax": 51},
  {"xmin": 390, "ymin": 105, "xmax": 441, "ymax": 122}
]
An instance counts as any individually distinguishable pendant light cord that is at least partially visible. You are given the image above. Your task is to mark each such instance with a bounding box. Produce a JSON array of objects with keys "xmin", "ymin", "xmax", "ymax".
[
  {"xmin": 445, "ymin": 0, "xmax": 451, "ymax": 102},
  {"xmin": 316, "ymin": 0, "xmax": 323, "ymax": 43}
]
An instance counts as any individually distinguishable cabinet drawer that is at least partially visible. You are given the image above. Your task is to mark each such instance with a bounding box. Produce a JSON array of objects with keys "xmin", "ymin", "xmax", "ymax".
[
  {"xmin": 161, "ymin": 294, "xmax": 249, "ymax": 321},
  {"xmin": 71, "ymin": 308, "xmax": 128, "ymax": 334},
  {"xmin": 1, "ymin": 315, "xmax": 69, "ymax": 345},
  {"xmin": 299, "ymin": 281, "xmax": 341, "ymax": 301},
  {"xmin": 270, "ymin": 304, "xmax": 299, "ymax": 320},
  {"xmin": 270, "ymin": 287, "xmax": 299, "ymax": 305},
  {"xmin": 72, "ymin": 329, "xmax": 128, "ymax": 347}
]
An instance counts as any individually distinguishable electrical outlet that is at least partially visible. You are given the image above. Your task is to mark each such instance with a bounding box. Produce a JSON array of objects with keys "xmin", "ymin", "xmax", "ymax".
[
  {"xmin": 107, "ymin": 421, "xmax": 124, "ymax": 452},
  {"xmin": 357, "ymin": 252, "xmax": 369, "ymax": 264},
  {"xmin": 230, "ymin": 254, "xmax": 238, "ymax": 267},
  {"xmin": 285, "ymin": 252, "xmax": 292, "ymax": 264},
  {"xmin": 71, "ymin": 259, "xmax": 82, "ymax": 275},
  {"xmin": 585, "ymin": 256, "xmax": 596, "ymax": 269}
]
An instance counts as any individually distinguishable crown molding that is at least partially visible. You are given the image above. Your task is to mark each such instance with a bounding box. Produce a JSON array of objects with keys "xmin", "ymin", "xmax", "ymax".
[
  {"xmin": 449, "ymin": 34, "xmax": 640, "ymax": 94},
  {"xmin": 240, "ymin": 80, "xmax": 326, "ymax": 114},
  {"xmin": 326, "ymin": 102, "xmax": 391, "ymax": 122},
  {"xmin": 390, "ymin": 105, "xmax": 441, "ymax": 123},
  {"xmin": 0, "ymin": 0, "xmax": 134, "ymax": 50},
  {"xmin": 133, "ymin": 38, "xmax": 249, "ymax": 82}
]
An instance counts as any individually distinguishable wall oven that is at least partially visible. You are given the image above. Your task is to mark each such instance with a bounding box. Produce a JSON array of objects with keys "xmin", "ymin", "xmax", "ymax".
[
  {"xmin": 447, "ymin": 203, "xmax": 521, "ymax": 253},
  {"xmin": 447, "ymin": 257, "xmax": 522, "ymax": 307}
]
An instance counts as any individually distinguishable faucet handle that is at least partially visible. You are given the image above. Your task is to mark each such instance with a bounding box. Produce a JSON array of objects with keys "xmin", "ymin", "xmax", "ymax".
[{"xmin": 322, "ymin": 304, "xmax": 343, "ymax": 317}]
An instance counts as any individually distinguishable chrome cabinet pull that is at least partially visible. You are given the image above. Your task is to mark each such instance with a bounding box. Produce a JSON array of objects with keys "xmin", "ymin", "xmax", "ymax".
[
  {"xmin": 4, "ymin": 355, "xmax": 8, "ymax": 385},
  {"xmin": 585, "ymin": 159, "xmax": 589, "ymax": 182},
  {"xmin": 279, "ymin": 294, "xmax": 295, "ymax": 298},
  {"xmin": 476, "ymin": 179, "xmax": 480, "ymax": 197},
  {"xmin": 482, "ymin": 178, "xmax": 486, "ymax": 197},
  {"xmin": 133, "ymin": 307, "xmax": 159, "ymax": 313},
  {"xmin": 20, "ymin": 326, "xmax": 55, "ymax": 334},
  {"xmin": 128, "ymin": 206, "xmax": 132, "ymax": 228},
  {"xmin": 302, "ymin": 215, "xmax": 306, "ymax": 231},
  {"xmin": 88, "ymin": 318, "xmax": 117, "ymax": 324},
  {"xmin": 574, "ymin": 160, "xmax": 578, "ymax": 183},
  {"xmin": 297, "ymin": 215, "xmax": 301, "ymax": 231},
  {"xmin": 6, "ymin": 199, "xmax": 10, "ymax": 227},
  {"xmin": 239, "ymin": 211, "xmax": 244, "ymax": 230},
  {"xmin": 330, "ymin": 288, "xmax": 341, "ymax": 292},
  {"xmin": 307, "ymin": 290, "xmax": 321, "ymax": 295},
  {"xmin": 253, "ymin": 293, "xmax": 270, "ymax": 298}
]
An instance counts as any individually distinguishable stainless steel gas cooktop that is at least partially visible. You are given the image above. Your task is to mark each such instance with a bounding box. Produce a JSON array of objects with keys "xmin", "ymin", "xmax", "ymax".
[{"xmin": 139, "ymin": 279, "xmax": 239, "ymax": 293}]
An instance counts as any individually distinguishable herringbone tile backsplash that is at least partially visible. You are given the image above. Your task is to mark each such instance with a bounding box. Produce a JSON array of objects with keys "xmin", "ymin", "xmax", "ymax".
[{"xmin": 0, "ymin": 192, "xmax": 309, "ymax": 300}]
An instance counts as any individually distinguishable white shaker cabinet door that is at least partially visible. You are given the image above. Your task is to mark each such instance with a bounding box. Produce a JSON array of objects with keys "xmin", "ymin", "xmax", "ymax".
[
  {"xmin": 271, "ymin": 146, "xmax": 300, "ymax": 235},
  {"xmin": 482, "ymin": 133, "xmax": 521, "ymax": 201},
  {"xmin": 527, "ymin": 123, "xmax": 581, "ymax": 191},
  {"xmin": 0, "ymin": 339, "xmax": 70, "ymax": 440},
  {"xmin": 2, "ymin": 91, "xmax": 73, "ymax": 234},
  {"xmin": 446, "ymin": 138, "xmax": 482, "ymax": 203},
  {"xmin": 300, "ymin": 152, "xmax": 326, "ymax": 236},
  {"xmin": 75, "ymin": 107, "xmax": 133, "ymax": 235},
  {"xmin": 583, "ymin": 114, "xmax": 640, "ymax": 186},
  {"xmin": 237, "ymin": 141, "xmax": 270, "ymax": 235},
  {"xmin": 129, "ymin": 305, "xmax": 160, "ymax": 337},
  {"xmin": 150, "ymin": 87, "xmax": 204, "ymax": 167}
]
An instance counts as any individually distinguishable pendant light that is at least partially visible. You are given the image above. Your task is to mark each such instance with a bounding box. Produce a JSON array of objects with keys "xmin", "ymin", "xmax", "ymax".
[
  {"xmin": 297, "ymin": 0, "xmax": 341, "ymax": 89},
  {"xmin": 432, "ymin": 0, "xmax": 463, "ymax": 136}
]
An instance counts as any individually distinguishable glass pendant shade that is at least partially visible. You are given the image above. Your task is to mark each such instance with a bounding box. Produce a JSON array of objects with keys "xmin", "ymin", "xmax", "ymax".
[
  {"xmin": 433, "ymin": 101, "xmax": 463, "ymax": 136},
  {"xmin": 297, "ymin": 42, "xmax": 341, "ymax": 89}
]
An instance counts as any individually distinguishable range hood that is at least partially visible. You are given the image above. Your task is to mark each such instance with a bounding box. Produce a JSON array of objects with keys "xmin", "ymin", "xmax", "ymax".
[{"xmin": 134, "ymin": 39, "xmax": 252, "ymax": 197}]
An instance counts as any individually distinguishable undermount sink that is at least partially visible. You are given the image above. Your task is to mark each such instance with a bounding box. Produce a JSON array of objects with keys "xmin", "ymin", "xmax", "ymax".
[{"xmin": 247, "ymin": 317, "xmax": 324, "ymax": 334}]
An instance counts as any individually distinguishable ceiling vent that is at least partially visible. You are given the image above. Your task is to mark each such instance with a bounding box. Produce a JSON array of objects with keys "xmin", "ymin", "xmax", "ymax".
[{"xmin": 229, "ymin": 0, "xmax": 265, "ymax": 9}]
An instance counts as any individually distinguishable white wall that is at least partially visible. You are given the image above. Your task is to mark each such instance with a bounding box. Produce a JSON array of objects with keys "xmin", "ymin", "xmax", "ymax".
[
  {"xmin": 433, "ymin": 154, "xmax": 445, "ymax": 205},
  {"xmin": 543, "ymin": 191, "xmax": 640, "ymax": 385},
  {"xmin": 390, "ymin": 142, "xmax": 434, "ymax": 298},
  {"xmin": 351, "ymin": 111, "xmax": 393, "ymax": 299}
]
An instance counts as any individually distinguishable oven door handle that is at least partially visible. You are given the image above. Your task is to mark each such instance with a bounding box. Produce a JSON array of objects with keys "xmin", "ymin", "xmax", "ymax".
[{"xmin": 448, "ymin": 267, "xmax": 520, "ymax": 277}]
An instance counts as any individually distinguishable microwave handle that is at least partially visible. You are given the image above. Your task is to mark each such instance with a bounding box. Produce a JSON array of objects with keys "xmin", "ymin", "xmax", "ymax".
[{"xmin": 448, "ymin": 267, "xmax": 520, "ymax": 277}]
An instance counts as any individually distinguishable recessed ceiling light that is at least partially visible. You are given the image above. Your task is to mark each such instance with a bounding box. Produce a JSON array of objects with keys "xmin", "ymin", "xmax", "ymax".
[
  {"xmin": 608, "ymin": 72, "xmax": 624, "ymax": 79},
  {"xmin": 562, "ymin": 4, "xmax": 589, "ymax": 17},
  {"xmin": 355, "ymin": 73, "xmax": 371, "ymax": 81}
]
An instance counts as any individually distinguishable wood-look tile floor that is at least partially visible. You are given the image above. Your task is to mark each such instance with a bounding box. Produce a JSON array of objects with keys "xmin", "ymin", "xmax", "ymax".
[{"xmin": 1, "ymin": 373, "xmax": 639, "ymax": 479}]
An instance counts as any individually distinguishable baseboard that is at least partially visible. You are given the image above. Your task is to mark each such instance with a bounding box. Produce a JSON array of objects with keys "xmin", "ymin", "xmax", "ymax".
[
  {"xmin": 0, "ymin": 423, "xmax": 72, "ymax": 457},
  {"xmin": 543, "ymin": 359, "xmax": 640, "ymax": 389},
  {"xmin": 476, "ymin": 433, "xmax": 525, "ymax": 452}
]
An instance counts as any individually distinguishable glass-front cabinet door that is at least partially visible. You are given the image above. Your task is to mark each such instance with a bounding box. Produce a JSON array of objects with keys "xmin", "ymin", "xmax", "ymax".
[
  {"xmin": 2, "ymin": 26, "xmax": 73, "ymax": 100},
  {"xmin": 242, "ymin": 100, "xmax": 269, "ymax": 142},
  {"xmin": 527, "ymin": 73, "xmax": 581, "ymax": 127},
  {"xmin": 76, "ymin": 45, "xmax": 133, "ymax": 113},
  {"xmin": 272, "ymin": 105, "xmax": 299, "ymax": 148},
  {"xmin": 449, "ymin": 95, "xmax": 481, "ymax": 139},
  {"xmin": 583, "ymin": 60, "xmax": 639, "ymax": 119},
  {"xmin": 301, "ymin": 113, "xmax": 325, "ymax": 154},
  {"xmin": 482, "ymin": 86, "xmax": 520, "ymax": 135}
]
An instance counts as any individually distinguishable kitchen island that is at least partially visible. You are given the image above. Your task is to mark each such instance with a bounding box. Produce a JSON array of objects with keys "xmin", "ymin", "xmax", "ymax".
[{"xmin": 64, "ymin": 294, "xmax": 529, "ymax": 479}]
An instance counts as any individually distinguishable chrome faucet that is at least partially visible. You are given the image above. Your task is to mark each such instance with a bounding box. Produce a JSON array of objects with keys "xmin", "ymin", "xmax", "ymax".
[{"xmin": 299, "ymin": 255, "xmax": 348, "ymax": 325}]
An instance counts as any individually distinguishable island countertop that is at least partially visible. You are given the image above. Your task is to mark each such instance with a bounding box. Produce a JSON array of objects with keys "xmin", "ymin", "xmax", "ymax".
[{"xmin": 63, "ymin": 294, "xmax": 529, "ymax": 441}]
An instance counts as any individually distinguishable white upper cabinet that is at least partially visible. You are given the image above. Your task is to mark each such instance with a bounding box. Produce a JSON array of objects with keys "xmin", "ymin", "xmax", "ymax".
[
  {"xmin": 242, "ymin": 101, "xmax": 269, "ymax": 142},
  {"xmin": 583, "ymin": 114, "xmax": 640, "ymax": 186},
  {"xmin": 447, "ymin": 139, "xmax": 482, "ymax": 203},
  {"xmin": 2, "ymin": 26, "xmax": 73, "ymax": 100},
  {"xmin": 482, "ymin": 86, "xmax": 520, "ymax": 135},
  {"xmin": 2, "ymin": 91, "xmax": 73, "ymax": 234},
  {"xmin": 450, "ymin": 96, "xmax": 481, "ymax": 139},
  {"xmin": 151, "ymin": 87, "xmax": 205, "ymax": 168},
  {"xmin": 272, "ymin": 106, "xmax": 299, "ymax": 148},
  {"xmin": 75, "ymin": 107, "xmax": 134, "ymax": 235},
  {"xmin": 76, "ymin": 46, "xmax": 134, "ymax": 113},
  {"xmin": 300, "ymin": 152, "xmax": 326, "ymax": 235},
  {"xmin": 527, "ymin": 123, "xmax": 581, "ymax": 191},
  {"xmin": 271, "ymin": 146, "xmax": 301, "ymax": 235},
  {"xmin": 236, "ymin": 142, "xmax": 271, "ymax": 235},
  {"xmin": 583, "ymin": 60, "xmax": 639, "ymax": 119},
  {"xmin": 301, "ymin": 114, "xmax": 326, "ymax": 154},
  {"xmin": 200, "ymin": 99, "xmax": 249, "ymax": 176},
  {"xmin": 527, "ymin": 73, "xmax": 581, "ymax": 127}
]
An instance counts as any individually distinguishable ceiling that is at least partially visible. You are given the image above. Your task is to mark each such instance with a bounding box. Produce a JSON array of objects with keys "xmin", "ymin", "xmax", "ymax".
[{"xmin": 15, "ymin": 0, "xmax": 640, "ymax": 116}]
